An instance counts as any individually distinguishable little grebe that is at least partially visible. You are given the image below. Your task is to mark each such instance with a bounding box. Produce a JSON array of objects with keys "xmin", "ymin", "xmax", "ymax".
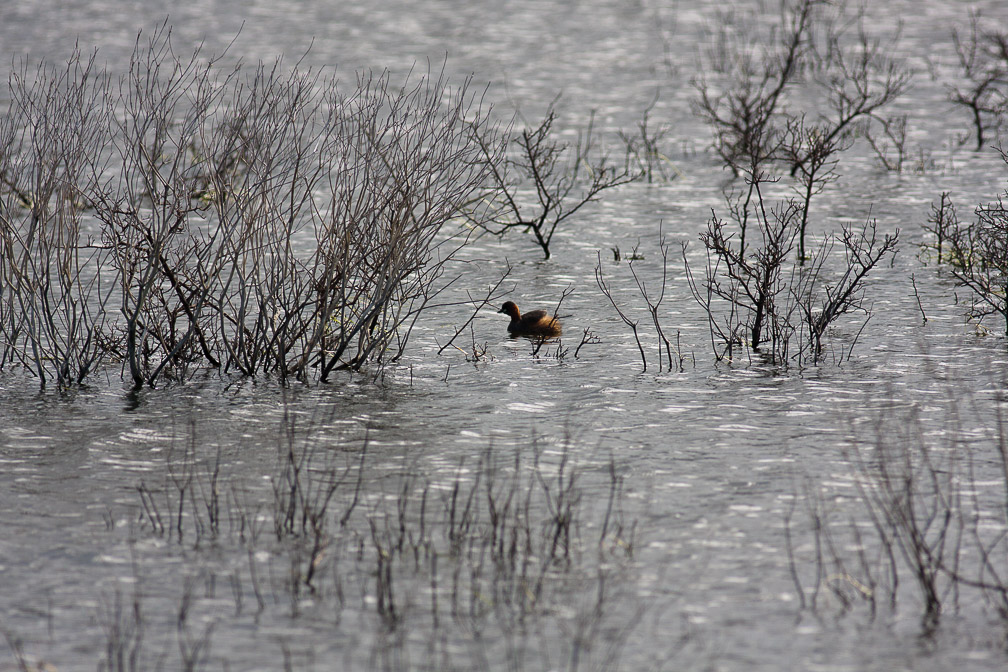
[{"xmin": 498, "ymin": 301, "xmax": 562, "ymax": 339}]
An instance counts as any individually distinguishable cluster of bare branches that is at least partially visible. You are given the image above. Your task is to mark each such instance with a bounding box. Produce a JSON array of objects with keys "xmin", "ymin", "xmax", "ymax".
[
  {"xmin": 0, "ymin": 47, "xmax": 115, "ymax": 387},
  {"xmin": 950, "ymin": 10, "xmax": 1008, "ymax": 151},
  {"xmin": 797, "ymin": 220, "xmax": 899, "ymax": 357},
  {"xmin": 684, "ymin": 181, "xmax": 898, "ymax": 365},
  {"xmin": 118, "ymin": 412, "xmax": 643, "ymax": 670},
  {"xmin": 692, "ymin": 0, "xmax": 815, "ymax": 174},
  {"xmin": 0, "ymin": 25, "xmax": 505, "ymax": 389},
  {"xmin": 619, "ymin": 92, "xmax": 679, "ymax": 184},
  {"xmin": 694, "ymin": 0, "xmax": 910, "ymax": 169},
  {"xmin": 596, "ymin": 226, "xmax": 690, "ymax": 373},
  {"xmin": 922, "ymin": 191, "xmax": 956, "ymax": 265},
  {"xmin": 472, "ymin": 100, "xmax": 639, "ymax": 259},
  {"xmin": 91, "ymin": 556, "xmax": 218, "ymax": 672},
  {"xmin": 925, "ymin": 162, "xmax": 1008, "ymax": 336},
  {"xmin": 692, "ymin": 0, "xmax": 910, "ymax": 259},
  {"xmin": 790, "ymin": 394, "xmax": 1008, "ymax": 635},
  {"xmin": 680, "ymin": 1, "xmax": 905, "ymax": 366}
]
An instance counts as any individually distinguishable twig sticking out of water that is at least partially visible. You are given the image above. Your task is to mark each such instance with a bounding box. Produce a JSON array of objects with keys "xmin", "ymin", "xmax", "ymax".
[
  {"xmin": 596, "ymin": 251, "xmax": 647, "ymax": 372},
  {"xmin": 437, "ymin": 261, "xmax": 512, "ymax": 355},
  {"xmin": 530, "ymin": 285, "xmax": 574, "ymax": 358},
  {"xmin": 574, "ymin": 328, "xmax": 601, "ymax": 359},
  {"xmin": 911, "ymin": 274, "xmax": 928, "ymax": 324}
]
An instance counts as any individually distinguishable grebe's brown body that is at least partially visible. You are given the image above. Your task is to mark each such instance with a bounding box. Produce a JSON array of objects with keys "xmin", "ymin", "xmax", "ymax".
[{"xmin": 498, "ymin": 301, "xmax": 562, "ymax": 339}]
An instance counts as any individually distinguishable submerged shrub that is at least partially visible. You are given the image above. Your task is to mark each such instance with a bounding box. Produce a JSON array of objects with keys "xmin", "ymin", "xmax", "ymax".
[
  {"xmin": 928, "ymin": 154, "xmax": 1008, "ymax": 337},
  {"xmin": 0, "ymin": 48, "xmax": 115, "ymax": 388},
  {"xmin": 792, "ymin": 395, "xmax": 1008, "ymax": 633},
  {"xmin": 684, "ymin": 174, "xmax": 898, "ymax": 365},
  {"xmin": 949, "ymin": 10, "xmax": 1008, "ymax": 151},
  {"xmin": 124, "ymin": 414, "xmax": 643, "ymax": 670},
  {"xmin": 0, "ymin": 24, "xmax": 505, "ymax": 388},
  {"xmin": 692, "ymin": 0, "xmax": 910, "ymax": 259},
  {"xmin": 471, "ymin": 101, "xmax": 638, "ymax": 260}
]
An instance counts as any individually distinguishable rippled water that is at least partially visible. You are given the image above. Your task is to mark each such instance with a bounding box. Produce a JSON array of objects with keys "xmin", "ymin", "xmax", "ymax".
[{"xmin": 4, "ymin": 1, "xmax": 1008, "ymax": 670}]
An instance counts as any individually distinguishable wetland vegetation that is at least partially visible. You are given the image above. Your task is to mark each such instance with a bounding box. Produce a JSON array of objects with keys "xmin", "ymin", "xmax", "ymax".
[{"xmin": 4, "ymin": 0, "xmax": 1008, "ymax": 670}]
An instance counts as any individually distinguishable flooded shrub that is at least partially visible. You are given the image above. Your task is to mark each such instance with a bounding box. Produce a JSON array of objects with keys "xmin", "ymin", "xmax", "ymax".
[
  {"xmin": 794, "ymin": 219, "xmax": 899, "ymax": 358},
  {"xmin": 949, "ymin": 10, "xmax": 1008, "ymax": 151},
  {"xmin": 792, "ymin": 398, "xmax": 1008, "ymax": 633},
  {"xmin": 686, "ymin": 5, "xmax": 906, "ymax": 367},
  {"xmin": 688, "ymin": 189, "xmax": 799, "ymax": 363},
  {"xmin": 596, "ymin": 225, "xmax": 690, "ymax": 373},
  {"xmin": 929, "ymin": 158, "xmax": 1008, "ymax": 336},
  {"xmin": 692, "ymin": 0, "xmax": 815, "ymax": 174},
  {"xmin": 0, "ymin": 24, "xmax": 505, "ymax": 388},
  {"xmin": 694, "ymin": 0, "xmax": 910, "ymax": 173},
  {"xmin": 472, "ymin": 101, "xmax": 638, "ymax": 260},
  {"xmin": 684, "ymin": 174, "xmax": 897, "ymax": 365},
  {"xmin": 0, "ymin": 48, "xmax": 115, "ymax": 388},
  {"xmin": 692, "ymin": 0, "xmax": 910, "ymax": 257},
  {"xmin": 123, "ymin": 414, "xmax": 644, "ymax": 670}
]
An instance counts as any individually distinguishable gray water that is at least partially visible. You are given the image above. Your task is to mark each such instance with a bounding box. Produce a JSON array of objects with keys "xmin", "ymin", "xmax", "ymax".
[{"xmin": 4, "ymin": 0, "xmax": 1008, "ymax": 670}]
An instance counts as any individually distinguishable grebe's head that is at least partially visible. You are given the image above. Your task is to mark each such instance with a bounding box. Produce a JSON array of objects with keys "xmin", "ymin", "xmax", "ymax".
[{"xmin": 498, "ymin": 301, "xmax": 520, "ymax": 317}]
